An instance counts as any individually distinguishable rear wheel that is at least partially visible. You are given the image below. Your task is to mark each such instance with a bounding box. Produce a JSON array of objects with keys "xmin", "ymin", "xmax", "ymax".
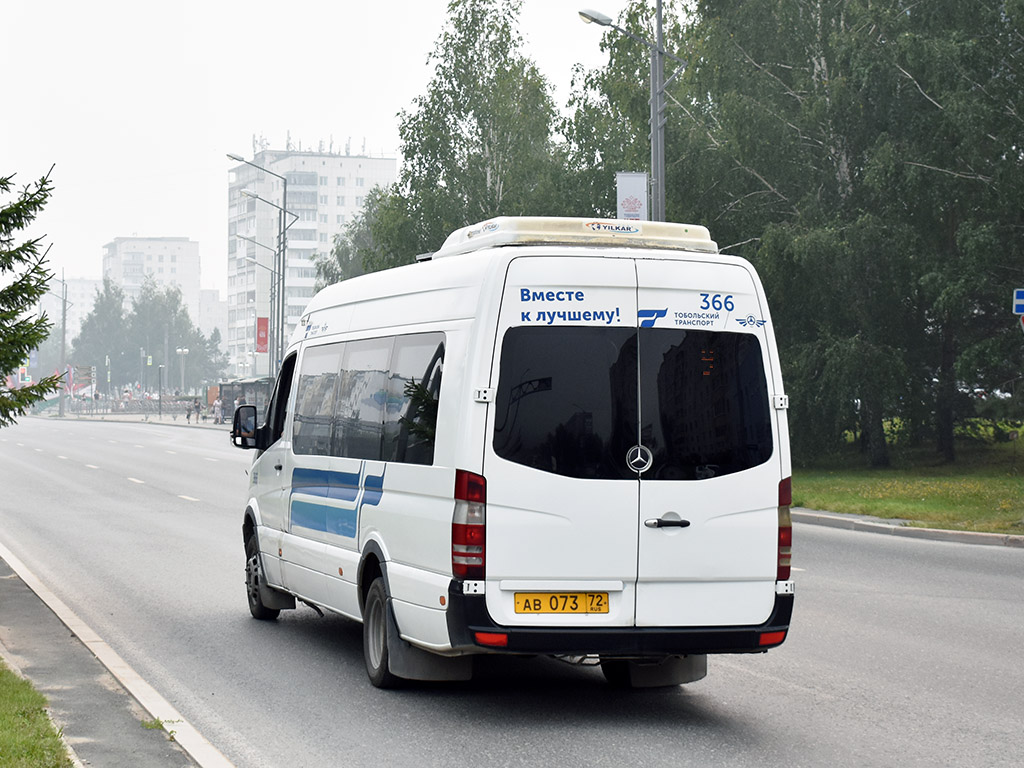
[
  {"xmin": 363, "ymin": 577, "xmax": 400, "ymax": 688},
  {"xmin": 245, "ymin": 533, "xmax": 280, "ymax": 621}
]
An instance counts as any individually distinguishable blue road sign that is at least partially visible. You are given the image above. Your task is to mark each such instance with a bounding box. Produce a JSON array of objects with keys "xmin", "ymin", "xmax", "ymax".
[{"xmin": 1015, "ymin": 288, "xmax": 1024, "ymax": 315}]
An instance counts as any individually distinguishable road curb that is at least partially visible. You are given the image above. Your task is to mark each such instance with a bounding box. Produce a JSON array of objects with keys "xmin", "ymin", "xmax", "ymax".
[{"xmin": 793, "ymin": 509, "xmax": 1024, "ymax": 548}]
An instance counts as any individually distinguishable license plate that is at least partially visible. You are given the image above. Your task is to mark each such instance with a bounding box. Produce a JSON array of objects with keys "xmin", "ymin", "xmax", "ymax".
[{"xmin": 514, "ymin": 592, "xmax": 609, "ymax": 614}]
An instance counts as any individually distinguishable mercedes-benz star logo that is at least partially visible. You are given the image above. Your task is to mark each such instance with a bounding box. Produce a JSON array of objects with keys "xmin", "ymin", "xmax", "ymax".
[{"xmin": 626, "ymin": 444, "xmax": 653, "ymax": 473}]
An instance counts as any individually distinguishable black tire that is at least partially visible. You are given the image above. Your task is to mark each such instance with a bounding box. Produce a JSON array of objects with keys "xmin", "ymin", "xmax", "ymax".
[
  {"xmin": 363, "ymin": 577, "xmax": 400, "ymax": 688},
  {"xmin": 245, "ymin": 533, "xmax": 280, "ymax": 621}
]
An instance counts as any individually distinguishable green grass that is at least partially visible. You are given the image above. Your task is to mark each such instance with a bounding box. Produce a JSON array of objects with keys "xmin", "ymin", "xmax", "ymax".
[
  {"xmin": 794, "ymin": 440, "xmax": 1024, "ymax": 535},
  {"xmin": 0, "ymin": 659, "xmax": 73, "ymax": 768}
]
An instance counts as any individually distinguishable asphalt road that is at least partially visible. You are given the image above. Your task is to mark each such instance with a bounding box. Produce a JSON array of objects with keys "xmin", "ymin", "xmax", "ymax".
[{"xmin": 1, "ymin": 417, "xmax": 1022, "ymax": 767}]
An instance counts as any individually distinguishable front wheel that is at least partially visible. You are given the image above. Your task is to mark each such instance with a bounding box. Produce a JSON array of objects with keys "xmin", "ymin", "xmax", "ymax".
[
  {"xmin": 245, "ymin": 534, "xmax": 280, "ymax": 621},
  {"xmin": 363, "ymin": 577, "xmax": 400, "ymax": 688}
]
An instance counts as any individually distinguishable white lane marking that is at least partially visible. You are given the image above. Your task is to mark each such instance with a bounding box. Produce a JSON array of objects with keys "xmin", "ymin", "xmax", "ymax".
[
  {"xmin": 178, "ymin": 495, "xmax": 200, "ymax": 502},
  {"xmin": 134, "ymin": 444, "xmax": 144, "ymax": 449},
  {"xmin": 792, "ymin": 567, "xmax": 807, "ymax": 572},
  {"xmin": 34, "ymin": 448, "xmax": 43, "ymax": 452},
  {"xmin": 165, "ymin": 450, "xmax": 177, "ymax": 455},
  {"xmin": 127, "ymin": 477, "xmax": 145, "ymax": 484},
  {"xmin": 204, "ymin": 457, "xmax": 218, "ymax": 463},
  {"xmin": 85, "ymin": 464, "xmax": 99, "ymax": 469},
  {"xmin": 0, "ymin": 539, "xmax": 236, "ymax": 768},
  {"xmin": 58, "ymin": 456, "xmax": 67, "ymax": 460}
]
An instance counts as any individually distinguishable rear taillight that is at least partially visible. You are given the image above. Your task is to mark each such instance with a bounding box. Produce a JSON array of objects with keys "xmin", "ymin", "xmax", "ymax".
[
  {"xmin": 778, "ymin": 477, "xmax": 792, "ymax": 581},
  {"xmin": 452, "ymin": 470, "xmax": 486, "ymax": 580}
]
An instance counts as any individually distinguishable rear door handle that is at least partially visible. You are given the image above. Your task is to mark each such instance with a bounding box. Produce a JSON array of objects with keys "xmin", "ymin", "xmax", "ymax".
[
  {"xmin": 645, "ymin": 518, "xmax": 691, "ymax": 529},
  {"xmin": 274, "ymin": 463, "xmax": 283, "ymax": 471}
]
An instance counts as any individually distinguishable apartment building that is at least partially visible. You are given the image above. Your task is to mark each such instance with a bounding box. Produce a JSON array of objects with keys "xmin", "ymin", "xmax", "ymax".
[
  {"xmin": 226, "ymin": 148, "xmax": 397, "ymax": 378},
  {"xmin": 102, "ymin": 236, "xmax": 201, "ymax": 321}
]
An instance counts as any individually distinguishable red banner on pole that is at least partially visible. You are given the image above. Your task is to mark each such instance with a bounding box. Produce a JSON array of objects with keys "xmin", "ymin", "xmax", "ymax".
[{"xmin": 256, "ymin": 317, "xmax": 269, "ymax": 353}]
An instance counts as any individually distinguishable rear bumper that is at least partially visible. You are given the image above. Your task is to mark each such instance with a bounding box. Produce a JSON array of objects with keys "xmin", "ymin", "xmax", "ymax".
[{"xmin": 446, "ymin": 582, "xmax": 793, "ymax": 656}]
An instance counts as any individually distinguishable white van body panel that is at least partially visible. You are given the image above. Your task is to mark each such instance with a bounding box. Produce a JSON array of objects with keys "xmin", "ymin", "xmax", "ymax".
[{"xmin": 238, "ymin": 217, "xmax": 793, "ymax": 670}]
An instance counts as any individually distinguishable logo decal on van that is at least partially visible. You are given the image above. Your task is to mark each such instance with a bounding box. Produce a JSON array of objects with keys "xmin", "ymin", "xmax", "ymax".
[
  {"xmin": 584, "ymin": 221, "xmax": 641, "ymax": 235},
  {"xmin": 736, "ymin": 315, "xmax": 767, "ymax": 328},
  {"xmin": 638, "ymin": 308, "xmax": 668, "ymax": 327},
  {"xmin": 290, "ymin": 463, "xmax": 385, "ymax": 539}
]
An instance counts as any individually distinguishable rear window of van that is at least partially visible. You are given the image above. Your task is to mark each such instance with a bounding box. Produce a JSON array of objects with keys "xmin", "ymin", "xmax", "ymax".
[{"xmin": 492, "ymin": 326, "xmax": 773, "ymax": 480}]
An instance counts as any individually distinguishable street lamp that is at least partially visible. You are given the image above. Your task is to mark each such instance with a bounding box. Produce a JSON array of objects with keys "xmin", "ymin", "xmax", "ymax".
[
  {"xmin": 175, "ymin": 347, "xmax": 189, "ymax": 394},
  {"xmin": 237, "ymin": 235, "xmax": 279, "ymax": 377},
  {"xmin": 228, "ymin": 153, "xmax": 292, "ymax": 377},
  {"xmin": 240, "ymin": 187, "xmax": 299, "ymax": 374},
  {"xmin": 580, "ymin": 3, "xmax": 687, "ymax": 221}
]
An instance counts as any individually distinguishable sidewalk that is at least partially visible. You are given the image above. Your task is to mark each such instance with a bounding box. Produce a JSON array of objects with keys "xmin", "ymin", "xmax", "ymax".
[
  {"xmin": 0, "ymin": 557, "xmax": 197, "ymax": 767},
  {"xmin": 56, "ymin": 410, "xmax": 230, "ymax": 430}
]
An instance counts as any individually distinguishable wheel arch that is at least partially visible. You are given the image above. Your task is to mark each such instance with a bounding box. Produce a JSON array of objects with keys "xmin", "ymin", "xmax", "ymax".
[{"xmin": 358, "ymin": 539, "xmax": 390, "ymax": 617}]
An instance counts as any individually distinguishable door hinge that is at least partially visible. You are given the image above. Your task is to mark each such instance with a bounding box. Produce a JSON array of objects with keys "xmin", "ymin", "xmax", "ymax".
[
  {"xmin": 773, "ymin": 394, "xmax": 789, "ymax": 410},
  {"xmin": 474, "ymin": 387, "xmax": 495, "ymax": 403}
]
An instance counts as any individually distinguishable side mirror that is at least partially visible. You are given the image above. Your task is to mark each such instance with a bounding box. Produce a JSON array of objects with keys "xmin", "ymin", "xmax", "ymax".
[{"xmin": 231, "ymin": 404, "xmax": 258, "ymax": 449}]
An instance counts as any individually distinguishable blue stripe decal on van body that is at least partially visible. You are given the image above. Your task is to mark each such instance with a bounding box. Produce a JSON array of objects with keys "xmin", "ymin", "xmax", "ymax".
[{"xmin": 289, "ymin": 463, "xmax": 385, "ymax": 539}]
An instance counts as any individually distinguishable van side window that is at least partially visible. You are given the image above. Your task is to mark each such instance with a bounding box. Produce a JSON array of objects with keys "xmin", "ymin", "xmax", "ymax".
[
  {"xmin": 292, "ymin": 343, "xmax": 343, "ymax": 456},
  {"xmin": 384, "ymin": 333, "xmax": 444, "ymax": 465},
  {"xmin": 332, "ymin": 339, "xmax": 390, "ymax": 460},
  {"xmin": 267, "ymin": 354, "xmax": 296, "ymax": 444}
]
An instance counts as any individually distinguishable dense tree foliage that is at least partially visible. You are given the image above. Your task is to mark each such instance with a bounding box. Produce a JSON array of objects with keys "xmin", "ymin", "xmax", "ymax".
[
  {"xmin": 317, "ymin": 0, "xmax": 575, "ymax": 280},
  {"xmin": 319, "ymin": 0, "xmax": 1024, "ymax": 464},
  {"xmin": 0, "ymin": 167, "xmax": 61, "ymax": 426},
  {"xmin": 674, "ymin": 0, "xmax": 1024, "ymax": 463},
  {"xmin": 71, "ymin": 277, "xmax": 226, "ymax": 396}
]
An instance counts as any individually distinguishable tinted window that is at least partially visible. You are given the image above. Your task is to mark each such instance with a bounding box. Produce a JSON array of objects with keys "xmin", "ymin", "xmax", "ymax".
[
  {"xmin": 640, "ymin": 330, "xmax": 772, "ymax": 480},
  {"xmin": 332, "ymin": 339, "xmax": 390, "ymax": 460},
  {"xmin": 293, "ymin": 344, "xmax": 342, "ymax": 456},
  {"xmin": 493, "ymin": 326, "xmax": 637, "ymax": 479},
  {"xmin": 384, "ymin": 333, "xmax": 444, "ymax": 465},
  {"xmin": 266, "ymin": 353, "xmax": 296, "ymax": 445},
  {"xmin": 493, "ymin": 327, "xmax": 772, "ymax": 480}
]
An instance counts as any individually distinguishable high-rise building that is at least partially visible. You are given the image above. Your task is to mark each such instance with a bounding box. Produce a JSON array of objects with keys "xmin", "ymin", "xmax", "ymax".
[
  {"xmin": 198, "ymin": 288, "xmax": 228, "ymax": 345},
  {"xmin": 102, "ymin": 236, "xmax": 201, "ymax": 321},
  {"xmin": 226, "ymin": 148, "xmax": 397, "ymax": 378}
]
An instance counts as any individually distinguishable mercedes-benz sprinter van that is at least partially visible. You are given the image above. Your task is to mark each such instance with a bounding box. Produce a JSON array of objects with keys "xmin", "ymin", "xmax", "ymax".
[{"xmin": 232, "ymin": 217, "xmax": 794, "ymax": 688}]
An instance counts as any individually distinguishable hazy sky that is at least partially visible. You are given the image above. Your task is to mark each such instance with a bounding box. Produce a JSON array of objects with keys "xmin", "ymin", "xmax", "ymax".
[{"xmin": 5, "ymin": 0, "xmax": 631, "ymax": 296}]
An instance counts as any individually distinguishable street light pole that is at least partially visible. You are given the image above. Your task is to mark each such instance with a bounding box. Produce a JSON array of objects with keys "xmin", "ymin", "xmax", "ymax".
[
  {"xmin": 240, "ymin": 186, "xmax": 298, "ymax": 373},
  {"xmin": 238, "ymin": 235, "xmax": 279, "ymax": 377},
  {"xmin": 228, "ymin": 153, "xmax": 292, "ymax": 376},
  {"xmin": 580, "ymin": 3, "xmax": 684, "ymax": 221}
]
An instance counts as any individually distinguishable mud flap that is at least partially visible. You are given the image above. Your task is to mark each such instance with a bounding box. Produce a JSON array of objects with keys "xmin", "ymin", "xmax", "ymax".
[
  {"xmin": 259, "ymin": 581, "xmax": 296, "ymax": 611},
  {"xmin": 386, "ymin": 600, "xmax": 473, "ymax": 681}
]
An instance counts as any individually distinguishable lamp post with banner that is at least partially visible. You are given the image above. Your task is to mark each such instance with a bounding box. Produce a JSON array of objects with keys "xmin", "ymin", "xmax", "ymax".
[
  {"xmin": 228, "ymin": 153, "xmax": 295, "ymax": 375},
  {"xmin": 580, "ymin": 3, "xmax": 687, "ymax": 222},
  {"xmin": 239, "ymin": 186, "xmax": 298, "ymax": 374}
]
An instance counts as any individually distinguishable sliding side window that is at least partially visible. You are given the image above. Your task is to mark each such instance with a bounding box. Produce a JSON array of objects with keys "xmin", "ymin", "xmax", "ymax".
[{"xmin": 384, "ymin": 333, "xmax": 445, "ymax": 465}]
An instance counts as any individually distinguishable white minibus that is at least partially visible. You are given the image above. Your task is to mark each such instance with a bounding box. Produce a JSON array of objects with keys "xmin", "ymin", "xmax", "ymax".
[{"xmin": 232, "ymin": 216, "xmax": 794, "ymax": 688}]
